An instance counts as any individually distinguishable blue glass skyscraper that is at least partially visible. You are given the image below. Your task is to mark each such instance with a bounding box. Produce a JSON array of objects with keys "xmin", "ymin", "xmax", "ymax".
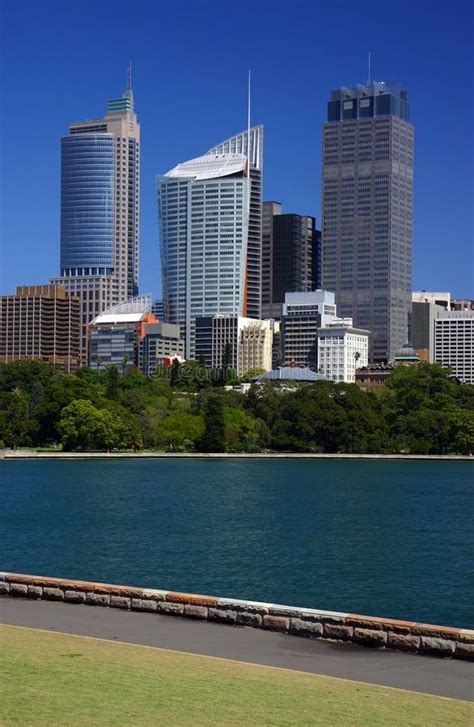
[{"xmin": 51, "ymin": 69, "xmax": 141, "ymax": 364}]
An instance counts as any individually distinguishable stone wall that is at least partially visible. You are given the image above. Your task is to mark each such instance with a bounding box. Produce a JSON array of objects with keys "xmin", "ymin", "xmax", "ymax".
[{"xmin": 1, "ymin": 572, "xmax": 472, "ymax": 661}]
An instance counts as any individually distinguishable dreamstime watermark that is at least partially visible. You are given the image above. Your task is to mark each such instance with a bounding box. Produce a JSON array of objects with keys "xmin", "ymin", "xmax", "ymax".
[{"xmin": 151, "ymin": 348, "xmax": 286, "ymax": 385}]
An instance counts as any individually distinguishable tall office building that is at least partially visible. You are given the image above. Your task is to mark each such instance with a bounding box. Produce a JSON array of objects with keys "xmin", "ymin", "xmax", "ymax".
[
  {"xmin": 262, "ymin": 202, "xmax": 321, "ymax": 319},
  {"xmin": 322, "ymin": 82, "xmax": 413, "ymax": 362},
  {"xmin": 207, "ymin": 126, "xmax": 263, "ymax": 319},
  {"xmin": 51, "ymin": 69, "xmax": 140, "ymax": 364},
  {"xmin": 158, "ymin": 127, "xmax": 263, "ymax": 359}
]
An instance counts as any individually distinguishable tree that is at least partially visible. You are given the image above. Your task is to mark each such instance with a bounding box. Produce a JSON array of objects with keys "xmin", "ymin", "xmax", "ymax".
[
  {"xmin": 105, "ymin": 366, "xmax": 121, "ymax": 400},
  {"xmin": 155, "ymin": 413, "xmax": 205, "ymax": 451},
  {"xmin": 58, "ymin": 399, "xmax": 142, "ymax": 451},
  {"xmin": 169, "ymin": 359, "xmax": 181, "ymax": 388},
  {"xmin": 223, "ymin": 343, "xmax": 233, "ymax": 377},
  {"xmin": 199, "ymin": 394, "xmax": 226, "ymax": 452}
]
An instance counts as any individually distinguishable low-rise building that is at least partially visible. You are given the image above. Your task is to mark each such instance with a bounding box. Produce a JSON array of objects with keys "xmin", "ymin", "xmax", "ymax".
[
  {"xmin": 281, "ymin": 290, "xmax": 336, "ymax": 370},
  {"xmin": 410, "ymin": 297, "xmax": 446, "ymax": 362},
  {"xmin": 355, "ymin": 364, "xmax": 394, "ymax": 386},
  {"xmin": 0, "ymin": 285, "xmax": 80, "ymax": 372},
  {"xmin": 317, "ymin": 318, "xmax": 369, "ymax": 383},
  {"xmin": 138, "ymin": 322, "xmax": 184, "ymax": 377},
  {"xmin": 434, "ymin": 310, "xmax": 474, "ymax": 384},
  {"xmin": 195, "ymin": 315, "xmax": 273, "ymax": 377},
  {"xmin": 88, "ymin": 296, "xmax": 157, "ymax": 372}
]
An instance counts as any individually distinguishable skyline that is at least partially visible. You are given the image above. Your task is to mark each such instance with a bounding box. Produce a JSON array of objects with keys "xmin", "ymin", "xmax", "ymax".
[{"xmin": 1, "ymin": 0, "xmax": 473, "ymax": 300}]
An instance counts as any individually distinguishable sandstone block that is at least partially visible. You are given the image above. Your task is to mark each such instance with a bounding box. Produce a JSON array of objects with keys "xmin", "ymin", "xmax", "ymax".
[
  {"xmin": 158, "ymin": 602, "xmax": 184, "ymax": 616},
  {"xmin": 64, "ymin": 590, "xmax": 86, "ymax": 604},
  {"xmin": 42, "ymin": 587, "xmax": 64, "ymax": 601},
  {"xmin": 454, "ymin": 642, "xmax": 474, "ymax": 661},
  {"xmin": 262, "ymin": 615, "xmax": 289, "ymax": 632},
  {"xmin": 86, "ymin": 592, "xmax": 110, "ymax": 607},
  {"xmin": 10, "ymin": 583, "xmax": 28, "ymax": 597},
  {"xmin": 131, "ymin": 599, "xmax": 158, "ymax": 612},
  {"xmin": 27, "ymin": 586, "xmax": 43, "ymax": 599},
  {"xmin": 237, "ymin": 612, "xmax": 262, "ymax": 627},
  {"xmin": 208, "ymin": 608, "xmax": 237, "ymax": 624},
  {"xmin": 353, "ymin": 628, "xmax": 387, "ymax": 648},
  {"xmin": 110, "ymin": 596, "xmax": 131, "ymax": 609},
  {"xmin": 420, "ymin": 637, "xmax": 455, "ymax": 657},
  {"xmin": 290, "ymin": 619, "xmax": 323, "ymax": 638},
  {"xmin": 0, "ymin": 582, "xmax": 10, "ymax": 595},
  {"xmin": 184, "ymin": 605, "xmax": 208, "ymax": 619},
  {"xmin": 387, "ymin": 632, "xmax": 420, "ymax": 653},
  {"xmin": 323, "ymin": 623, "xmax": 353, "ymax": 641}
]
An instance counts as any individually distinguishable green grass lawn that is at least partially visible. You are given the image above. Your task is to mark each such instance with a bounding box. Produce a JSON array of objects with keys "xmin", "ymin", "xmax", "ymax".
[{"xmin": 1, "ymin": 625, "xmax": 472, "ymax": 726}]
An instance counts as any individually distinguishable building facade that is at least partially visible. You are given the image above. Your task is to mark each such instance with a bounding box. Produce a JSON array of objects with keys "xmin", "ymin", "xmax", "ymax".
[
  {"xmin": 318, "ymin": 318, "xmax": 369, "ymax": 383},
  {"xmin": 434, "ymin": 311, "xmax": 474, "ymax": 384},
  {"xmin": 410, "ymin": 299, "xmax": 446, "ymax": 362},
  {"xmin": 158, "ymin": 127, "xmax": 263, "ymax": 359},
  {"xmin": 195, "ymin": 315, "xmax": 272, "ymax": 377},
  {"xmin": 261, "ymin": 202, "xmax": 321, "ymax": 319},
  {"xmin": 207, "ymin": 126, "xmax": 264, "ymax": 320},
  {"xmin": 0, "ymin": 285, "xmax": 80, "ymax": 372},
  {"xmin": 88, "ymin": 297, "xmax": 154, "ymax": 372},
  {"xmin": 51, "ymin": 70, "xmax": 140, "ymax": 364},
  {"xmin": 151, "ymin": 299, "xmax": 165, "ymax": 320},
  {"xmin": 281, "ymin": 290, "xmax": 337, "ymax": 369},
  {"xmin": 138, "ymin": 322, "xmax": 184, "ymax": 377},
  {"xmin": 322, "ymin": 82, "xmax": 413, "ymax": 362}
]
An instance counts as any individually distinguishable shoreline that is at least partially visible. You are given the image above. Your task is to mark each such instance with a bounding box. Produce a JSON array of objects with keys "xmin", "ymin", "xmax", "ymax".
[{"xmin": 1, "ymin": 450, "xmax": 473, "ymax": 461}]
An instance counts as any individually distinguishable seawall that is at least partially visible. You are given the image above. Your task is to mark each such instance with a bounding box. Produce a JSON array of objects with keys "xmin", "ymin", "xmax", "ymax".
[
  {"xmin": 1, "ymin": 450, "xmax": 473, "ymax": 461},
  {"xmin": 1, "ymin": 572, "xmax": 473, "ymax": 661}
]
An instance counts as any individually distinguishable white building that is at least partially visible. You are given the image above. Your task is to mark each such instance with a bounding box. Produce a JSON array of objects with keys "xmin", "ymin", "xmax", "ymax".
[
  {"xmin": 412, "ymin": 291, "xmax": 451, "ymax": 309},
  {"xmin": 434, "ymin": 311, "xmax": 474, "ymax": 384},
  {"xmin": 195, "ymin": 315, "xmax": 272, "ymax": 377},
  {"xmin": 317, "ymin": 318, "xmax": 369, "ymax": 383},
  {"xmin": 157, "ymin": 127, "xmax": 263, "ymax": 359}
]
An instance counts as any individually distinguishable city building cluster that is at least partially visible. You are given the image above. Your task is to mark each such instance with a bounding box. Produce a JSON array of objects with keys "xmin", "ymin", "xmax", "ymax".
[{"xmin": 1, "ymin": 71, "xmax": 472, "ymax": 384}]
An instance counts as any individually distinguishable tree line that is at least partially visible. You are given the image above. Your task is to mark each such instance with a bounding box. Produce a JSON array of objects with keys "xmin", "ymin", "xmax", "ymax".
[{"xmin": 0, "ymin": 360, "xmax": 473, "ymax": 455}]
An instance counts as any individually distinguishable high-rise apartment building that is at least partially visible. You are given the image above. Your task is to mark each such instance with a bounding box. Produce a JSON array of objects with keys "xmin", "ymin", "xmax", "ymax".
[
  {"xmin": 0, "ymin": 285, "xmax": 80, "ymax": 372},
  {"xmin": 158, "ymin": 127, "xmax": 263, "ymax": 359},
  {"xmin": 261, "ymin": 202, "xmax": 321, "ymax": 319},
  {"xmin": 51, "ymin": 70, "xmax": 140, "ymax": 364},
  {"xmin": 322, "ymin": 82, "xmax": 413, "ymax": 362}
]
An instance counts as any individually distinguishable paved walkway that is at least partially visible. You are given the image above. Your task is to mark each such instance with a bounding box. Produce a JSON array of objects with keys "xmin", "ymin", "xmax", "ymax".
[{"xmin": 1, "ymin": 598, "xmax": 473, "ymax": 701}]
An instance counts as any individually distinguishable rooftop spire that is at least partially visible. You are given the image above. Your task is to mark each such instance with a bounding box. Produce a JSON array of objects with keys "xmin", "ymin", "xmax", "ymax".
[{"xmin": 127, "ymin": 61, "xmax": 132, "ymax": 91}]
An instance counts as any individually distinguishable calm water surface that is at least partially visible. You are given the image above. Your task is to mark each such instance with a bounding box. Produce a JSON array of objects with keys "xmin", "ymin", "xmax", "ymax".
[{"xmin": 1, "ymin": 459, "xmax": 473, "ymax": 628}]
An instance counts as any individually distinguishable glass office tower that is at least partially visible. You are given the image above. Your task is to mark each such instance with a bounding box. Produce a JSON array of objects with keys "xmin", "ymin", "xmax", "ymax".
[
  {"xmin": 157, "ymin": 127, "xmax": 263, "ymax": 359},
  {"xmin": 51, "ymin": 70, "xmax": 140, "ymax": 364},
  {"xmin": 322, "ymin": 82, "xmax": 413, "ymax": 362}
]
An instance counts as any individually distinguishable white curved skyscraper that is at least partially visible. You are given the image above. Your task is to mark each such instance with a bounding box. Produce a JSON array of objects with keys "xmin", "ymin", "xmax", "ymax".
[{"xmin": 157, "ymin": 126, "xmax": 263, "ymax": 359}]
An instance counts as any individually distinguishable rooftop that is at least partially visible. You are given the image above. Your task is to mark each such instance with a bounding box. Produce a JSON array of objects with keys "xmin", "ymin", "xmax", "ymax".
[
  {"xmin": 165, "ymin": 153, "xmax": 247, "ymax": 181},
  {"xmin": 252, "ymin": 367, "xmax": 332, "ymax": 383}
]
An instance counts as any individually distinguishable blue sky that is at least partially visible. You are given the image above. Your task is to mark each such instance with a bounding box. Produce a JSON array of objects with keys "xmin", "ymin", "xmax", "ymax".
[{"xmin": 1, "ymin": 0, "xmax": 473, "ymax": 299}]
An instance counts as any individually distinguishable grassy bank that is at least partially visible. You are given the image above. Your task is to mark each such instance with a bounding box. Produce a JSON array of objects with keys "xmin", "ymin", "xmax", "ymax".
[{"xmin": 1, "ymin": 625, "xmax": 472, "ymax": 726}]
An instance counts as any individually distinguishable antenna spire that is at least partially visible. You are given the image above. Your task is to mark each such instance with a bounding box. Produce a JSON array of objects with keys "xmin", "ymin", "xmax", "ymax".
[
  {"xmin": 247, "ymin": 69, "xmax": 251, "ymax": 164},
  {"xmin": 367, "ymin": 51, "xmax": 371, "ymax": 86},
  {"xmin": 128, "ymin": 61, "xmax": 132, "ymax": 90}
]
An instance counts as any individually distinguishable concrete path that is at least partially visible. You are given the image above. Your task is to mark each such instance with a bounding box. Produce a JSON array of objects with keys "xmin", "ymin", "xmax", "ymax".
[{"xmin": 1, "ymin": 598, "xmax": 473, "ymax": 702}]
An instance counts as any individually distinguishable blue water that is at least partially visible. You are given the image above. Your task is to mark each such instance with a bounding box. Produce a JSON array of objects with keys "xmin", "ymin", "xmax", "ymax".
[{"xmin": 1, "ymin": 459, "xmax": 473, "ymax": 628}]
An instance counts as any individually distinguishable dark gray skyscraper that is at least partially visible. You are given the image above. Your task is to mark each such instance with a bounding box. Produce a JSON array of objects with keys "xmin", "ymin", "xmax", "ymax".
[
  {"xmin": 322, "ymin": 82, "xmax": 413, "ymax": 361},
  {"xmin": 262, "ymin": 202, "xmax": 321, "ymax": 319}
]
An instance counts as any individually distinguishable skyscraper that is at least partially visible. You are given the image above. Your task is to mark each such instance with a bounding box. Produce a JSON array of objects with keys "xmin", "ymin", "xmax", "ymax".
[
  {"xmin": 51, "ymin": 69, "xmax": 140, "ymax": 363},
  {"xmin": 322, "ymin": 82, "xmax": 413, "ymax": 362},
  {"xmin": 157, "ymin": 127, "xmax": 263, "ymax": 359},
  {"xmin": 261, "ymin": 202, "xmax": 321, "ymax": 319}
]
